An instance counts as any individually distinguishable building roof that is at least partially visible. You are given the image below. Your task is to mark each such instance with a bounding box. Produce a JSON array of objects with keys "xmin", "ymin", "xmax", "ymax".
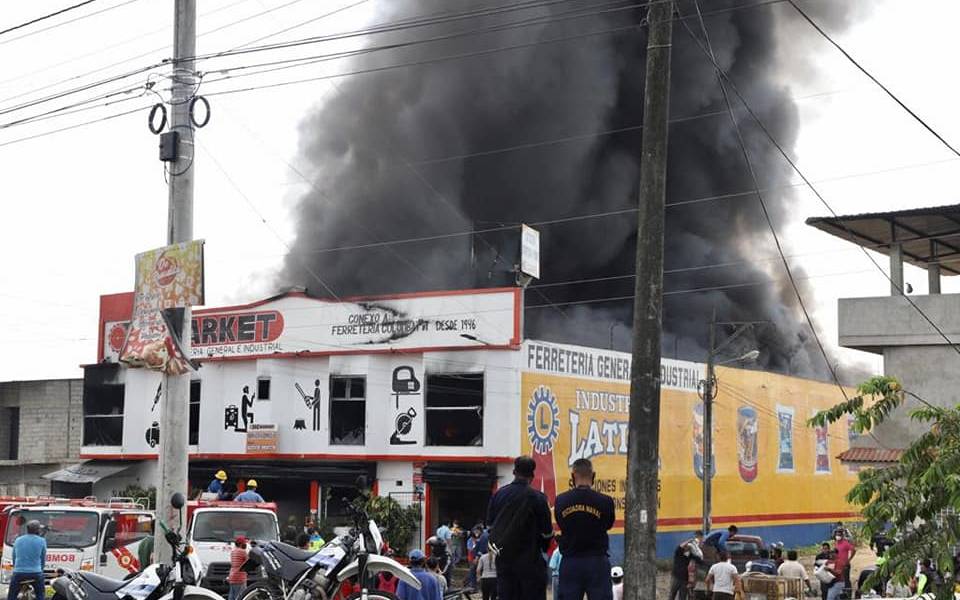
[
  {"xmin": 836, "ymin": 447, "xmax": 904, "ymax": 464},
  {"xmin": 806, "ymin": 204, "xmax": 960, "ymax": 276}
]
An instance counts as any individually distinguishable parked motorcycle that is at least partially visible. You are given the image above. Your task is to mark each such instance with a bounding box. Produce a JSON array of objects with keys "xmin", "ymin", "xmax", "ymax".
[
  {"xmin": 237, "ymin": 484, "xmax": 420, "ymax": 600},
  {"xmin": 52, "ymin": 493, "xmax": 223, "ymax": 600}
]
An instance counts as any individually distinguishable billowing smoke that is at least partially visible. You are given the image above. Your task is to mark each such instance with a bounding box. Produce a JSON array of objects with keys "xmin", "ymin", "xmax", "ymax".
[{"xmin": 276, "ymin": 0, "xmax": 866, "ymax": 381}]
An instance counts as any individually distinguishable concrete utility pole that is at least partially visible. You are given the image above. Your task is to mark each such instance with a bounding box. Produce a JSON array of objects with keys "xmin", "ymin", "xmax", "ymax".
[
  {"xmin": 701, "ymin": 310, "xmax": 717, "ymax": 536},
  {"xmin": 156, "ymin": 0, "xmax": 196, "ymax": 562},
  {"xmin": 623, "ymin": 2, "xmax": 673, "ymax": 599}
]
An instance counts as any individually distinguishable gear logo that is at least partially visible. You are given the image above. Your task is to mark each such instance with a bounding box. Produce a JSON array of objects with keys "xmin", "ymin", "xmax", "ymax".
[{"xmin": 527, "ymin": 385, "xmax": 560, "ymax": 454}]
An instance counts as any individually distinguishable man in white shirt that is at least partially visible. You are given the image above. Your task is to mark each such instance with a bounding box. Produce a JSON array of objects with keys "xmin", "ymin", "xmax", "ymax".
[
  {"xmin": 706, "ymin": 552, "xmax": 741, "ymax": 600},
  {"xmin": 778, "ymin": 550, "xmax": 814, "ymax": 594}
]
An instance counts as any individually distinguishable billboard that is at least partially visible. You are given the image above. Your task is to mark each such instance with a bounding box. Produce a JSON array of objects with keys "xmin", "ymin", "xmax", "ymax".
[
  {"xmin": 521, "ymin": 340, "xmax": 859, "ymax": 538},
  {"xmin": 120, "ymin": 240, "xmax": 204, "ymax": 375}
]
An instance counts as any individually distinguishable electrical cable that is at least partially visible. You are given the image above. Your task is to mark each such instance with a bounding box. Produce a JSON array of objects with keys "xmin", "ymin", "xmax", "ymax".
[
  {"xmin": 681, "ymin": 0, "xmax": 847, "ymax": 399},
  {"xmin": 787, "ymin": 0, "xmax": 960, "ymax": 160},
  {"xmin": 681, "ymin": 0, "xmax": 960, "ymax": 359},
  {"xmin": 0, "ymin": 0, "xmax": 99, "ymax": 37},
  {"xmin": 0, "ymin": 0, "xmax": 143, "ymax": 47}
]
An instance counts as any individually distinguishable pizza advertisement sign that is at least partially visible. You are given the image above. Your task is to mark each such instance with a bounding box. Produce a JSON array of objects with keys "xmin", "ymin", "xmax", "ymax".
[{"xmin": 120, "ymin": 240, "xmax": 205, "ymax": 376}]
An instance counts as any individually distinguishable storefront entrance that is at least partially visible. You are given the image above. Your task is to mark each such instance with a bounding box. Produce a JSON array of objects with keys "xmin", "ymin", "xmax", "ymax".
[{"xmin": 424, "ymin": 464, "xmax": 495, "ymax": 544}]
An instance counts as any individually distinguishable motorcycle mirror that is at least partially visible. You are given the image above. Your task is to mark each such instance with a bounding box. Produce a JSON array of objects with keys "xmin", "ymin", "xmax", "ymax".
[{"xmin": 170, "ymin": 493, "xmax": 186, "ymax": 509}]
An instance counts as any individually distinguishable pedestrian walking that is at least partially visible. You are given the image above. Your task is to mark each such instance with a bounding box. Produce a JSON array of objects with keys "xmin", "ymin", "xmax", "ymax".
[
  {"xmin": 477, "ymin": 551, "xmax": 498, "ymax": 600},
  {"xmin": 832, "ymin": 527, "xmax": 856, "ymax": 598},
  {"xmin": 487, "ymin": 456, "xmax": 553, "ymax": 600},
  {"xmin": 669, "ymin": 530, "xmax": 704, "ymax": 600},
  {"xmin": 226, "ymin": 537, "xmax": 248, "ymax": 600},
  {"xmin": 450, "ymin": 520, "xmax": 465, "ymax": 567},
  {"xmin": 705, "ymin": 551, "xmax": 741, "ymax": 600},
  {"xmin": 553, "ymin": 458, "xmax": 615, "ymax": 600},
  {"xmin": 814, "ymin": 543, "xmax": 834, "ymax": 600}
]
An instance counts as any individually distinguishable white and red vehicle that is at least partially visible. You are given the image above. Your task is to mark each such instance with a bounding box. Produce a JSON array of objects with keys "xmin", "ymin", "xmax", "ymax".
[
  {"xmin": 1, "ymin": 498, "xmax": 154, "ymax": 591},
  {"xmin": 185, "ymin": 501, "xmax": 279, "ymax": 593}
]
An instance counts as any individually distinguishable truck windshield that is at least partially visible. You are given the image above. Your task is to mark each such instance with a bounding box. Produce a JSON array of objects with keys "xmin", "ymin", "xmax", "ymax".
[
  {"xmin": 192, "ymin": 512, "xmax": 278, "ymax": 543},
  {"xmin": 4, "ymin": 510, "xmax": 100, "ymax": 549}
]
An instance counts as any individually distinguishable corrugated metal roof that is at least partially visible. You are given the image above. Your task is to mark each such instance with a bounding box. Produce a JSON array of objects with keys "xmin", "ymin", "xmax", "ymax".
[
  {"xmin": 806, "ymin": 204, "xmax": 960, "ymax": 276},
  {"xmin": 836, "ymin": 447, "xmax": 904, "ymax": 464}
]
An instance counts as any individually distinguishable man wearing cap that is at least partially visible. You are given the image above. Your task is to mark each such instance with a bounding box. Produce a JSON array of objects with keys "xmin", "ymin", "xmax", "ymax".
[
  {"xmin": 396, "ymin": 549, "xmax": 441, "ymax": 600},
  {"xmin": 208, "ymin": 470, "xmax": 228, "ymax": 500},
  {"xmin": 554, "ymin": 458, "xmax": 615, "ymax": 600},
  {"xmin": 235, "ymin": 480, "xmax": 264, "ymax": 502}
]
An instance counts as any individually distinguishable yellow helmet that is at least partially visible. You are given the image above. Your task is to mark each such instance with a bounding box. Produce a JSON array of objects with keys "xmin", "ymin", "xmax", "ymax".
[
  {"xmin": 215, "ymin": 470, "xmax": 227, "ymax": 481},
  {"xmin": 247, "ymin": 479, "xmax": 258, "ymax": 488}
]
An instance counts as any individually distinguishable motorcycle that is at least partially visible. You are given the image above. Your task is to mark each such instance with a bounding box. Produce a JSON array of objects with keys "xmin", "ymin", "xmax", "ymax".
[
  {"xmin": 52, "ymin": 493, "xmax": 223, "ymax": 600},
  {"xmin": 237, "ymin": 485, "xmax": 420, "ymax": 600}
]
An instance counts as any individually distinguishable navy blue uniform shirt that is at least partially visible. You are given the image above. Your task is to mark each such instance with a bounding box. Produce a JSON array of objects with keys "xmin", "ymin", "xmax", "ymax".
[{"xmin": 554, "ymin": 485, "xmax": 615, "ymax": 558}]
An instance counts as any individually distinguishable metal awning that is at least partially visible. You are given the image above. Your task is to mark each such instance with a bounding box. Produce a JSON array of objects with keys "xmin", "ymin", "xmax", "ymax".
[
  {"xmin": 43, "ymin": 460, "xmax": 136, "ymax": 484},
  {"xmin": 806, "ymin": 204, "xmax": 960, "ymax": 275}
]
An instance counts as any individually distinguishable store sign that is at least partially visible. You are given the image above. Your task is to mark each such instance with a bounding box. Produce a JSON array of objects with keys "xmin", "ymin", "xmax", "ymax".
[
  {"xmin": 103, "ymin": 320, "xmax": 130, "ymax": 362},
  {"xmin": 521, "ymin": 224, "xmax": 540, "ymax": 280},
  {"xmin": 190, "ymin": 289, "xmax": 518, "ymax": 360},
  {"xmin": 246, "ymin": 424, "xmax": 278, "ymax": 453}
]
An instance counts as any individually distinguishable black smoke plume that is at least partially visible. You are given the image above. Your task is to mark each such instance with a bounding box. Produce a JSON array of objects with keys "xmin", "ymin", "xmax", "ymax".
[{"xmin": 276, "ymin": 0, "xmax": 867, "ymax": 381}]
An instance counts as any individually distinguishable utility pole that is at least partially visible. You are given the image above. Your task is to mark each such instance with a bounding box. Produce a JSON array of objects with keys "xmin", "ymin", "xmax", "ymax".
[
  {"xmin": 623, "ymin": 2, "xmax": 673, "ymax": 599},
  {"xmin": 156, "ymin": 0, "xmax": 196, "ymax": 563},
  {"xmin": 701, "ymin": 309, "xmax": 717, "ymax": 536}
]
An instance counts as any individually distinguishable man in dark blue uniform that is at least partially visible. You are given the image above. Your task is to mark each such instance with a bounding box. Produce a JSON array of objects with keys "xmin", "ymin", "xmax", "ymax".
[
  {"xmin": 554, "ymin": 458, "xmax": 615, "ymax": 600},
  {"xmin": 487, "ymin": 456, "xmax": 553, "ymax": 600}
]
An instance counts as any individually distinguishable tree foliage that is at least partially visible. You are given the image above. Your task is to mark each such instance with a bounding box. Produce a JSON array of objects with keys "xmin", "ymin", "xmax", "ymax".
[
  {"xmin": 809, "ymin": 375, "xmax": 960, "ymax": 599},
  {"xmin": 363, "ymin": 495, "xmax": 421, "ymax": 555}
]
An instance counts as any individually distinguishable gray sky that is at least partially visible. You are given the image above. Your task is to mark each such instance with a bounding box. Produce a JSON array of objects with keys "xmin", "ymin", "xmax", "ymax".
[{"xmin": 1, "ymin": 0, "xmax": 958, "ymax": 381}]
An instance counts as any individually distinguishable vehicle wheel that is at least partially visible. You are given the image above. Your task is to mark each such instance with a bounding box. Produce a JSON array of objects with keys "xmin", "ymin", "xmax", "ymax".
[
  {"xmin": 237, "ymin": 581, "xmax": 283, "ymax": 600},
  {"xmin": 345, "ymin": 592, "xmax": 399, "ymax": 600}
]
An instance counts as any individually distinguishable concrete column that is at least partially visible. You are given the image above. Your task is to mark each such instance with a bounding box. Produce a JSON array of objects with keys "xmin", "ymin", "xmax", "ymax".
[
  {"xmin": 929, "ymin": 264, "xmax": 942, "ymax": 294},
  {"xmin": 890, "ymin": 242, "xmax": 904, "ymax": 295},
  {"xmin": 929, "ymin": 241, "xmax": 942, "ymax": 294}
]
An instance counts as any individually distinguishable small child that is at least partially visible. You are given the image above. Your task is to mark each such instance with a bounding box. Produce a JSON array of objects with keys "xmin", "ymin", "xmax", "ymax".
[{"xmin": 227, "ymin": 536, "xmax": 248, "ymax": 600}]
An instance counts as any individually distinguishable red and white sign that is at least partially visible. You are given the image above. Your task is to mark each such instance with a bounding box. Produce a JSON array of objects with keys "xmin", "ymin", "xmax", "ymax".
[{"xmin": 102, "ymin": 321, "xmax": 130, "ymax": 362}]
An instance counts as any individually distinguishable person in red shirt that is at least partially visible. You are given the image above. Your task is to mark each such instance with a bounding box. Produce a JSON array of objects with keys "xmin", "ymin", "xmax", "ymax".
[
  {"xmin": 227, "ymin": 536, "xmax": 249, "ymax": 600},
  {"xmin": 826, "ymin": 530, "xmax": 856, "ymax": 600}
]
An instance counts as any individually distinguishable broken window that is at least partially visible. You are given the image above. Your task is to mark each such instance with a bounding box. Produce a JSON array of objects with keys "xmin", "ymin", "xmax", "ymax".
[
  {"xmin": 189, "ymin": 380, "xmax": 201, "ymax": 446},
  {"xmin": 82, "ymin": 366, "xmax": 125, "ymax": 446},
  {"xmin": 330, "ymin": 376, "xmax": 365, "ymax": 445},
  {"xmin": 426, "ymin": 373, "xmax": 483, "ymax": 446}
]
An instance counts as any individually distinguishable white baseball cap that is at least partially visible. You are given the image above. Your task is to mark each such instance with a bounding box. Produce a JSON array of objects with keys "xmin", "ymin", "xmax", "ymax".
[{"xmin": 611, "ymin": 566, "xmax": 624, "ymax": 578}]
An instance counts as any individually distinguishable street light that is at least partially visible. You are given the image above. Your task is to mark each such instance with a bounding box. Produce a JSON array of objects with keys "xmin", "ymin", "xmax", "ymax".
[{"xmin": 699, "ymin": 312, "xmax": 766, "ymax": 536}]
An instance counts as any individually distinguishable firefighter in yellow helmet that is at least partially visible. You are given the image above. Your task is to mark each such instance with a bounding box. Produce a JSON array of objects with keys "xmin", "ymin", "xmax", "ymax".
[
  {"xmin": 207, "ymin": 470, "xmax": 228, "ymax": 499},
  {"xmin": 235, "ymin": 479, "xmax": 264, "ymax": 502}
]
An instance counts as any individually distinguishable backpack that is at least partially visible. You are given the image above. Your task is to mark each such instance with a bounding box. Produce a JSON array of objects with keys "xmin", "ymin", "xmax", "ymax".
[{"xmin": 489, "ymin": 491, "xmax": 535, "ymax": 562}]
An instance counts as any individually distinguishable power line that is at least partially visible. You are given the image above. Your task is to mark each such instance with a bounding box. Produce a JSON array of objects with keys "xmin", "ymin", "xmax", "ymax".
[
  {"xmin": 0, "ymin": 0, "xmax": 143, "ymax": 47},
  {"xmin": 0, "ymin": 0, "xmax": 99, "ymax": 37},
  {"xmin": 787, "ymin": 0, "xmax": 960, "ymax": 160},
  {"xmin": 681, "ymin": 0, "xmax": 960, "ymax": 359}
]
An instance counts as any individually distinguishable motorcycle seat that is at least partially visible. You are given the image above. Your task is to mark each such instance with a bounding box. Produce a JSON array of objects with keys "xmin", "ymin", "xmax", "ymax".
[
  {"xmin": 77, "ymin": 572, "xmax": 128, "ymax": 594},
  {"xmin": 272, "ymin": 542, "xmax": 317, "ymax": 563}
]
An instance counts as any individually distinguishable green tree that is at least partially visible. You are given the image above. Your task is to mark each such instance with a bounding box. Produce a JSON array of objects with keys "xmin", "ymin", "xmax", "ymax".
[
  {"xmin": 114, "ymin": 484, "xmax": 156, "ymax": 509},
  {"xmin": 363, "ymin": 495, "xmax": 421, "ymax": 555},
  {"xmin": 810, "ymin": 375, "xmax": 958, "ymax": 599}
]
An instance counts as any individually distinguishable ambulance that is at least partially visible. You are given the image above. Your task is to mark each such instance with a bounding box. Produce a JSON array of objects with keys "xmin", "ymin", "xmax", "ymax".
[
  {"xmin": 185, "ymin": 500, "xmax": 279, "ymax": 593},
  {"xmin": 0, "ymin": 498, "xmax": 154, "ymax": 592}
]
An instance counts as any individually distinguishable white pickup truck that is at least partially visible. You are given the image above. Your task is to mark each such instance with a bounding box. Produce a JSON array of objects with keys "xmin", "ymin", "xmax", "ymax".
[{"xmin": 186, "ymin": 501, "xmax": 279, "ymax": 593}]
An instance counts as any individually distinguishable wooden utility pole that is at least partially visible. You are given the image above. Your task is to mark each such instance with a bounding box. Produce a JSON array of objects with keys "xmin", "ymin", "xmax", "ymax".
[
  {"xmin": 156, "ymin": 0, "xmax": 196, "ymax": 563},
  {"xmin": 623, "ymin": 1, "xmax": 673, "ymax": 598}
]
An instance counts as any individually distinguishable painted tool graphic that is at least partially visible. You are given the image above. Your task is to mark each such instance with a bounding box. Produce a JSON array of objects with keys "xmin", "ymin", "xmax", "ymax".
[
  {"xmin": 390, "ymin": 366, "xmax": 421, "ymax": 445},
  {"xmin": 390, "ymin": 407, "xmax": 417, "ymax": 445}
]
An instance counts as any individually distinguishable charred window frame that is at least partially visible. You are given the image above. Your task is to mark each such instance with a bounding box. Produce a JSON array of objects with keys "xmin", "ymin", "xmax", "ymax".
[
  {"xmin": 189, "ymin": 380, "xmax": 201, "ymax": 445},
  {"xmin": 1, "ymin": 407, "xmax": 19, "ymax": 460},
  {"xmin": 329, "ymin": 376, "xmax": 365, "ymax": 446},
  {"xmin": 257, "ymin": 377, "xmax": 271, "ymax": 400},
  {"xmin": 82, "ymin": 366, "xmax": 125, "ymax": 446},
  {"xmin": 425, "ymin": 373, "xmax": 484, "ymax": 447}
]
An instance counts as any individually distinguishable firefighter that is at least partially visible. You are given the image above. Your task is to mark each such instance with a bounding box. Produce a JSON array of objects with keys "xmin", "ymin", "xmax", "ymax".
[{"xmin": 208, "ymin": 470, "xmax": 229, "ymax": 499}]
